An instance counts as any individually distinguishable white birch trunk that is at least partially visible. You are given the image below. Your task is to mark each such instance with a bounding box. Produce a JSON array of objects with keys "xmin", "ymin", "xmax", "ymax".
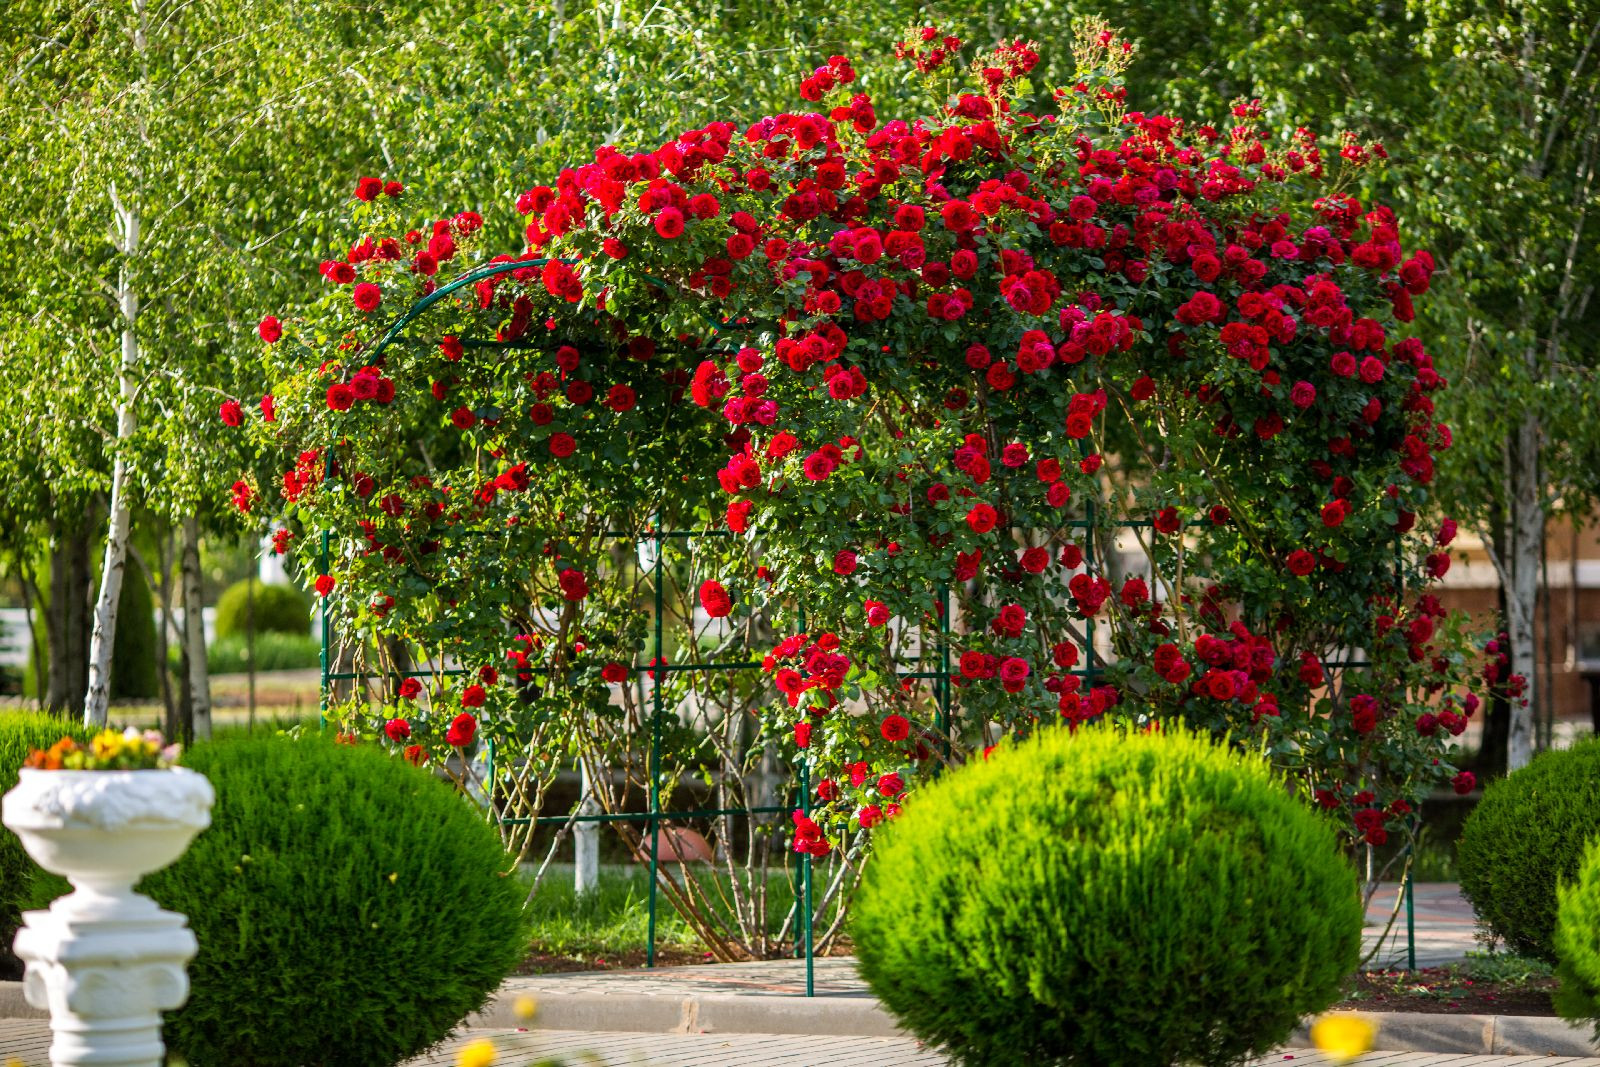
[
  {"xmin": 82, "ymin": 200, "xmax": 140, "ymax": 728},
  {"xmin": 181, "ymin": 515, "xmax": 213, "ymax": 740},
  {"xmin": 1506, "ymin": 413, "xmax": 1542, "ymax": 770}
]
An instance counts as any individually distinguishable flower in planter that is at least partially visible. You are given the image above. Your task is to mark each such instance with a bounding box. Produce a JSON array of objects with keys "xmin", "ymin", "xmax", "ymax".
[{"xmin": 25, "ymin": 728, "xmax": 181, "ymax": 771}]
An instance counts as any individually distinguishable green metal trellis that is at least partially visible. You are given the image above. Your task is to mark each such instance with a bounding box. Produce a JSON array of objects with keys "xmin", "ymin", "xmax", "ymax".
[{"xmin": 314, "ymin": 258, "xmax": 1423, "ymax": 991}]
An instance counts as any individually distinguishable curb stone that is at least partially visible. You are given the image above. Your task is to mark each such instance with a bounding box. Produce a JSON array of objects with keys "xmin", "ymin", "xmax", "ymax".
[{"xmin": 6, "ymin": 979, "xmax": 1599, "ymax": 1054}]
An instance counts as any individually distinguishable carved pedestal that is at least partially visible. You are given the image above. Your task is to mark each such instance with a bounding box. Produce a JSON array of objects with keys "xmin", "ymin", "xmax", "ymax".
[{"xmin": 3, "ymin": 768, "xmax": 214, "ymax": 1067}]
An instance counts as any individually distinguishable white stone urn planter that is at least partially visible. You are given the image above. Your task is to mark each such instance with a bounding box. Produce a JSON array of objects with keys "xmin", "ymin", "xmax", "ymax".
[{"xmin": 3, "ymin": 767, "xmax": 214, "ymax": 1067}]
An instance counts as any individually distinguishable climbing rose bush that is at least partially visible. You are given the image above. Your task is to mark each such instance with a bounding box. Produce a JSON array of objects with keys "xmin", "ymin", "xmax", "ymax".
[{"xmin": 236, "ymin": 22, "xmax": 1482, "ymax": 865}]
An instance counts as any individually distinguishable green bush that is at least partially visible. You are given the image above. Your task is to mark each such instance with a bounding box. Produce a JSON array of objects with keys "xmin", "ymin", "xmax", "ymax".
[
  {"xmin": 213, "ymin": 579, "xmax": 310, "ymax": 640},
  {"xmin": 0, "ymin": 711, "xmax": 93, "ymax": 977},
  {"xmin": 1555, "ymin": 840, "xmax": 1600, "ymax": 1035},
  {"xmin": 1457, "ymin": 738, "xmax": 1600, "ymax": 962},
  {"xmin": 851, "ymin": 727, "xmax": 1362, "ymax": 1067},
  {"xmin": 141, "ymin": 735, "xmax": 528, "ymax": 1067},
  {"xmin": 110, "ymin": 568, "xmax": 159, "ymax": 700},
  {"xmin": 203, "ymin": 631, "xmax": 322, "ymax": 674}
]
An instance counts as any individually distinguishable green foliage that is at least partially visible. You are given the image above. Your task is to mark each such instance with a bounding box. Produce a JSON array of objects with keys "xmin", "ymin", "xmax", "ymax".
[
  {"xmin": 0, "ymin": 711, "xmax": 93, "ymax": 975},
  {"xmin": 200, "ymin": 631, "xmax": 321, "ymax": 674},
  {"xmin": 110, "ymin": 565, "xmax": 158, "ymax": 700},
  {"xmin": 141, "ymin": 734, "xmax": 529, "ymax": 1067},
  {"xmin": 213, "ymin": 580, "xmax": 309, "ymax": 640},
  {"xmin": 1555, "ymin": 839, "xmax": 1600, "ymax": 1035},
  {"xmin": 851, "ymin": 727, "xmax": 1362, "ymax": 1067},
  {"xmin": 1459, "ymin": 738, "xmax": 1600, "ymax": 962},
  {"xmin": 519, "ymin": 865, "xmax": 699, "ymax": 961},
  {"xmin": 1461, "ymin": 949, "xmax": 1553, "ymax": 985}
]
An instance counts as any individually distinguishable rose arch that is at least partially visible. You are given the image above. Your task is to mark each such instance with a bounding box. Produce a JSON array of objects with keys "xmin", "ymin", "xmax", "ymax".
[{"xmin": 234, "ymin": 23, "xmax": 1484, "ymax": 959}]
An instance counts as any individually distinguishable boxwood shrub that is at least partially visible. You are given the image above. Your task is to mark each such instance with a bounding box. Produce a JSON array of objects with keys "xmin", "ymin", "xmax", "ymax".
[
  {"xmin": 1458, "ymin": 737, "xmax": 1600, "ymax": 962},
  {"xmin": 141, "ymin": 734, "xmax": 528, "ymax": 1067},
  {"xmin": 851, "ymin": 726, "xmax": 1362, "ymax": 1067},
  {"xmin": 213, "ymin": 579, "xmax": 310, "ymax": 640}
]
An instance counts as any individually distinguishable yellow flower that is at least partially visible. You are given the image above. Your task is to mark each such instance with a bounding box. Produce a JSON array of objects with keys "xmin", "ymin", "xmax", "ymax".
[
  {"xmin": 456, "ymin": 1038, "xmax": 496, "ymax": 1067},
  {"xmin": 1310, "ymin": 1013, "xmax": 1376, "ymax": 1063},
  {"xmin": 513, "ymin": 994, "xmax": 538, "ymax": 1020},
  {"xmin": 90, "ymin": 729, "xmax": 124, "ymax": 760}
]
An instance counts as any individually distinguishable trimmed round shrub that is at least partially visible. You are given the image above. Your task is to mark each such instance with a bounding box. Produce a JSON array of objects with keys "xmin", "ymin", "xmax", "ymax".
[
  {"xmin": 0, "ymin": 711, "xmax": 94, "ymax": 977},
  {"xmin": 141, "ymin": 735, "xmax": 528, "ymax": 1067},
  {"xmin": 213, "ymin": 579, "xmax": 310, "ymax": 640},
  {"xmin": 851, "ymin": 726, "xmax": 1362, "ymax": 1067},
  {"xmin": 1457, "ymin": 737, "xmax": 1600, "ymax": 962},
  {"xmin": 1555, "ymin": 839, "xmax": 1600, "ymax": 1035}
]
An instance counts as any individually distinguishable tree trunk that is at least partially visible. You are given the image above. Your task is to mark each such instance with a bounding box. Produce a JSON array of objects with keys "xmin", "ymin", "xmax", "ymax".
[
  {"xmin": 45, "ymin": 519, "xmax": 93, "ymax": 715},
  {"xmin": 83, "ymin": 196, "xmax": 141, "ymax": 728},
  {"xmin": 1505, "ymin": 413, "xmax": 1542, "ymax": 770},
  {"xmin": 181, "ymin": 515, "xmax": 212, "ymax": 740},
  {"xmin": 1477, "ymin": 582, "xmax": 1511, "ymax": 778}
]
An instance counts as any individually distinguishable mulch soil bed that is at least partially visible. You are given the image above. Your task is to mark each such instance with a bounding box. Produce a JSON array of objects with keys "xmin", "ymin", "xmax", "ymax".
[
  {"xmin": 1334, "ymin": 966, "xmax": 1557, "ymax": 1016},
  {"xmin": 516, "ymin": 943, "xmax": 854, "ymax": 975}
]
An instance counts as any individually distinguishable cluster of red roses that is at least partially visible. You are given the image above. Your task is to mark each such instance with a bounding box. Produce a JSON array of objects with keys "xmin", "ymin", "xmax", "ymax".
[{"xmin": 244, "ymin": 28, "xmax": 1484, "ymax": 856}]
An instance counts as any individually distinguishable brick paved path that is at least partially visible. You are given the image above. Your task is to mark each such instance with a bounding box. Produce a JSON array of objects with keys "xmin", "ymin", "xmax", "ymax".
[
  {"xmin": 5, "ymin": 1022, "xmax": 1600, "ymax": 1067},
  {"xmin": 1364, "ymin": 882, "xmax": 1482, "ymax": 970}
]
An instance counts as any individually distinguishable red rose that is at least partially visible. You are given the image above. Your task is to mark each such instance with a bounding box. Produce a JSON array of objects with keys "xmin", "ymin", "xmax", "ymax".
[
  {"xmin": 1286, "ymin": 549, "xmax": 1316, "ymax": 577},
  {"xmin": 439, "ymin": 335, "xmax": 464, "ymax": 361},
  {"xmin": 450, "ymin": 406, "xmax": 476, "ymax": 430},
  {"xmin": 259, "ymin": 395, "xmax": 276, "ymax": 422},
  {"xmin": 461, "ymin": 684, "xmax": 487, "ymax": 708},
  {"xmin": 314, "ymin": 574, "xmax": 336, "ymax": 597},
  {"xmin": 1290, "ymin": 381, "xmax": 1316, "ymax": 408},
  {"xmin": 1359, "ymin": 355, "xmax": 1385, "ymax": 383},
  {"xmin": 832, "ymin": 550, "xmax": 858, "ymax": 576},
  {"xmin": 605, "ymin": 384, "xmax": 636, "ymax": 412},
  {"xmin": 794, "ymin": 721, "xmax": 812, "ymax": 748},
  {"xmin": 802, "ymin": 452, "xmax": 836, "ymax": 481},
  {"xmin": 654, "ymin": 207, "xmax": 685, "ymax": 238},
  {"xmin": 230, "ymin": 481, "xmax": 253, "ymax": 513},
  {"xmin": 998, "ymin": 657, "xmax": 1030, "ymax": 692},
  {"xmin": 558, "ymin": 568, "xmax": 589, "ymax": 601},
  {"xmin": 1452, "ymin": 770, "xmax": 1476, "ymax": 795},
  {"xmin": 549, "ymin": 432, "xmax": 576, "ymax": 457},
  {"xmin": 445, "ymin": 712, "xmax": 477, "ymax": 747},
  {"xmin": 354, "ymin": 176, "xmax": 383, "ymax": 201},
  {"xmin": 398, "ymin": 677, "xmax": 423, "ymax": 700},
  {"xmin": 876, "ymin": 772, "xmax": 905, "ymax": 798},
  {"xmin": 384, "ymin": 718, "xmax": 411, "ymax": 743},
  {"xmin": 601, "ymin": 662, "xmax": 628, "ymax": 683},
  {"xmin": 384, "ymin": 180, "xmax": 405, "ymax": 198},
  {"xmin": 352, "ymin": 283, "xmax": 382, "ymax": 311},
  {"xmin": 966, "ymin": 503, "xmax": 998, "ymax": 533},
  {"xmin": 1321, "ymin": 500, "xmax": 1349, "ymax": 528},
  {"xmin": 258, "ymin": 315, "xmax": 282, "ymax": 343},
  {"xmin": 699, "ymin": 580, "xmax": 733, "ymax": 618},
  {"xmin": 219, "ymin": 399, "xmax": 243, "ymax": 427},
  {"xmin": 726, "ymin": 500, "xmax": 753, "ymax": 532},
  {"xmin": 857, "ymin": 805, "xmax": 884, "ymax": 829},
  {"xmin": 879, "ymin": 714, "xmax": 910, "ymax": 742},
  {"xmin": 864, "ymin": 600, "xmax": 890, "ymax": 626},
  {"xmin": 326, "ymin": 383, "xmax": 355, "ymax": 411},
  {"xmin": 1019, "ymin": 547, "xmax": 1049, "ymax": 573}
]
